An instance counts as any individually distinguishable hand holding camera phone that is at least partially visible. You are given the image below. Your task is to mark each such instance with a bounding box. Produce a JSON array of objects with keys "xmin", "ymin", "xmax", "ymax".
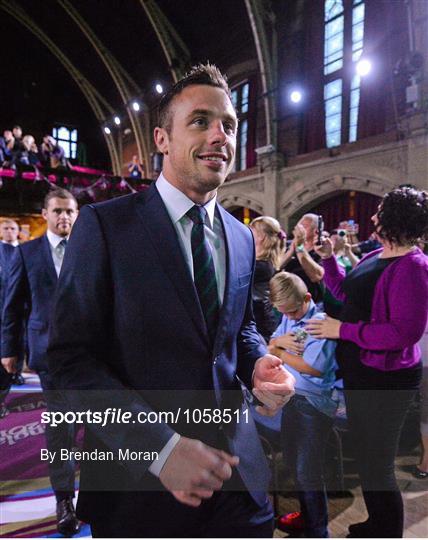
[{"xmin": 316, "ymin": 215, "xmax": 324, "ymax": 246}]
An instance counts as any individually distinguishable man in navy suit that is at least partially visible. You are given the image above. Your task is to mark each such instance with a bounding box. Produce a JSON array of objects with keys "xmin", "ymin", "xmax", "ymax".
[
  {"xmin": 0, "ymin": 240, "xmax": 16, "ymax": 417},
  {"xmin": 1, "ymin": 219, "xmax": 25, "ymax": 386},
  {"xmin": 1, "ymin": 188, "xmax": 80, "ymax": 537},
  {"xmin": 48, "ymin": 64, "xmax": 295, "ymax": 537}
]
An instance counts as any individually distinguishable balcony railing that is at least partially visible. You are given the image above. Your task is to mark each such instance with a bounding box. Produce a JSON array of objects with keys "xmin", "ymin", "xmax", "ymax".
[{"xmin": 0, "ymin": 164, "xmax": 152, "ymax": 213}]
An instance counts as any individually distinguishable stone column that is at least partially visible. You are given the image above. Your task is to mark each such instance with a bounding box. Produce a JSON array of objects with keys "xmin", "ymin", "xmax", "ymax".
[{"xmin": 255, "ymin": 148, "xmax": 284, "ymax": 218}]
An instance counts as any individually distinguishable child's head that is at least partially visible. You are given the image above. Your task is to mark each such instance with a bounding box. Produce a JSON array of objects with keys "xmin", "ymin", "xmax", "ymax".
[{"xmin": 269, "ymin": 271, "xmax": 312, "ymax": 320}]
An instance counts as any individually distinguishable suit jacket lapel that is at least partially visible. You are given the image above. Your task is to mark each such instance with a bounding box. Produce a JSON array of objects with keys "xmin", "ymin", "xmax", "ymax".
[
  {"xmin": 42, "ymin": 235, "xmax": 58, "ymax": 284},
  {"xmin": 135, "ymin": 184, "xmax": 210, "ymax": 345}
]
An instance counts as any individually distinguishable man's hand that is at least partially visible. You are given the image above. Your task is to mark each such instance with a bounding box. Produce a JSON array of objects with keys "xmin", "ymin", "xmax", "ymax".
[
  {"xmin": 1, "ymin": 356, "xmax": 18, "ymax": 374},
  {"xmin": 305, "ymin": 316, "xmax": 342, "ymax": 339},
  {"xmin": 313, "ymin": 237, "xmax": 333, "ymax": 259},
  {"xmin": 159, "ymin": 437, "xmax": 239, "ymax": 507},
  {"xmin": 270, "ymin": 333, "xmax": 304, "ymax": 356},
  {"xmin": 253, "ymin": 354, "xmax": 295, "ymax": 417},
  {"xmin": 293, "ymin": 224, "xmax": 306, "ymax": 247}
]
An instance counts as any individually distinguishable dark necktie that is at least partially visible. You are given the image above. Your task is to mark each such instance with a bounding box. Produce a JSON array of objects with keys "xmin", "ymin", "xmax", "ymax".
[{"xmin": 186, "ymin": 205, "xmax": 220, "ymax": 343}]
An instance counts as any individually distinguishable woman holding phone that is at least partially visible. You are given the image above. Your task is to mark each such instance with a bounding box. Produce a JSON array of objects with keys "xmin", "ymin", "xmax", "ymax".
[{"xmin": 305, "ymin": 187, "xmax": 428, "ymax": 538}]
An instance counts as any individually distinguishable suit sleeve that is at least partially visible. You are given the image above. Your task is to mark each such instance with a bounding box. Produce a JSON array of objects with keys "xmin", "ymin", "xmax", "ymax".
[
  {"xmin": 1, "ymin": 247, "xmax": 29, "ymax": 357},
  {"xmin": 48, "ymin": 205, "xmax": 175, "ymax": 481},
  {"xmin": 236, "ymin": 233, "xmax": 267, "ymax": 388}
]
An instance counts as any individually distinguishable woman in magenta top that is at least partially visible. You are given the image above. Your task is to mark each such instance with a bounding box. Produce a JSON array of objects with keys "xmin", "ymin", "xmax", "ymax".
[{"xmin": 306, "ymin": 187, "xmax": 428, "ymax": 538}]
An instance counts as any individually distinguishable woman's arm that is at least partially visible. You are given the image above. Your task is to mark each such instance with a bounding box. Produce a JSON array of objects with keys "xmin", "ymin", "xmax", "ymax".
[
  {"xmin": 279, "ymin": 243, "xmax": 295, "ymax": 268},
  {"xmin": 344, "ymin": 243, "xmax": 360, "ymax": 268},
  {"xmin": 307, "ymin": 260, "xmax": 428, "ymax": 351},
  {"xmin": 314, "ymin": 238, "xmax": 347, "ymax": 301}
]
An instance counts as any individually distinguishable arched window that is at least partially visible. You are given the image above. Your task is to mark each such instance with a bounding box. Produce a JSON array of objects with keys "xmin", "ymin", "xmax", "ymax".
[
  {"xmin": 324, "ymin": 0, "xmax": 365, "ymax": 147},
  {"xmin": 231, "ymin": 81, "xmax": 250, "ymax": 171},
  {"xmin": 52, "ymin": 126, "xmax": 78, "ymax": 159}
]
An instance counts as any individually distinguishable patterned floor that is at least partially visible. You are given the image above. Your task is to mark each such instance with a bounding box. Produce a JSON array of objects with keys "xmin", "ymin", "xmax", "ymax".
[
  {"xmin": 0, "ymin": 373, "xmax": 91, "ymax": 538},
  {"xmin": 1, "ymin": 374, "xmax": 427, "ymax": 538}
]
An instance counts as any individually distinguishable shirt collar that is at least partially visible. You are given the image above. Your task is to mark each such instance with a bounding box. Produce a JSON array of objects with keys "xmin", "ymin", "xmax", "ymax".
[
  {"xmin": 156, "ymin": 172, "xmax": 217, "ymax": 229},
  {"xmin": 1, "ymin": 240, "xmax": 19, "ymax": 247},
  {"xmin": 46, "ymin": 229, "xmax": 68, "ymax": 249},
  {"xmin": 292, "ymin": 299, "xmax": 317, "ymax": 326}
]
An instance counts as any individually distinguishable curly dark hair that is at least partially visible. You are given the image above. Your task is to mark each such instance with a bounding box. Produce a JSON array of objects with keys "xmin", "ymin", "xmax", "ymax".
[{"xmin": 376, "ymin": 187, "xmax": 428, "ymax": 246}]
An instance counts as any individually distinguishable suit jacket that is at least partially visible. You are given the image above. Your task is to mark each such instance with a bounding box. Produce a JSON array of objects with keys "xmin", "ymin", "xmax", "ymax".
[
  {"xmin": 0, "ymin": 242, "xmax": 16, "ymax": 390},
  {"xmin": 2, "ymin": 235, "xmax": 57, "ymax": 372},
  {"xmin": 47, "ymin": 184, "xmax": 270, "ymax": 520},
  {"xmin": 0, "ymin": 242, "xmax": 16, "ymax": 313}
]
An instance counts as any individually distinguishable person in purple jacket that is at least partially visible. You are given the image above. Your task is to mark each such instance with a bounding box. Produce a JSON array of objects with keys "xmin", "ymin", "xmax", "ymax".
[{"xmin": 305, "ymin": 187, "xmax": 428, "ymax": 538}]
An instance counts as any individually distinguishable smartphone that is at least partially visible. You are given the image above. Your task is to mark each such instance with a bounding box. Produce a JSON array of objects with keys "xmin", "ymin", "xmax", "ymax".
[{"xmin": 317, "ymin": 215, "xmax": 324, "ymax": 245}]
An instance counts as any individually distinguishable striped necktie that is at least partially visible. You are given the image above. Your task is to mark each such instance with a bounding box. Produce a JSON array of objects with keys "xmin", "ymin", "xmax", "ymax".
[
  {"xmin": 57, "ymin": 238, "xmax": 68, "ymax": 270},
  {"xmin": 186, "ymin": 205, "xmax": 220, "ymax": 344}
]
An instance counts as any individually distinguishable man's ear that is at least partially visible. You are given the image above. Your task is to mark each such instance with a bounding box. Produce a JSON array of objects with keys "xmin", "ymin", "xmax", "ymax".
[
  {"xmin": 304, "ymin": 292, "xmax": 312, "ymax": 303},
  {"xmin": 41, "ymin": 208, "xmax": 48, "ymax": 221},
  {"xmin": 154, "ymin": 127, "xmax": 169, "ymax": 155}
]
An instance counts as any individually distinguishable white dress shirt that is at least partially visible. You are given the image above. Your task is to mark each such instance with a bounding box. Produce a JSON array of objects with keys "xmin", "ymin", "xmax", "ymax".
[
  {"xmin": 147, "ymin": 173, "xmax": 227, "ymax": 477},
  {"xmin": 2, "ymin": 240, "xmax": 19, "ymax": 247},
  {"xmin": 155, "ymin": 173, "xmax": 226, "ymax": 304},
  {"xmin": 46, "ymin": 230, "xmax": 68, "ymax": 277}
]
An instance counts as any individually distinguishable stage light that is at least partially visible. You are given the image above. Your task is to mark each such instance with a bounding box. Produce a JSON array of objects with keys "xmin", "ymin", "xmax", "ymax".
[
  {"xmin": 114, "ymin": 116, "xmax": 121, "ymax": 126},
  {"xmin": 104, "ymin": 126, "xmax": 111, "ymax": 135},
  {"xmin": 289, "ymin": 89, "xmax": 303, "ymax": 104},
  {"xmin": 356, "ymin": 59, "xmax": 372, "ymax": 77},
  {"xmin": 155, "ymin": 83, "xmax": 163, "ymax": 94},
  {"xmin": 132, "ymin": 101, "xmax": 140, "ymax": 112}
]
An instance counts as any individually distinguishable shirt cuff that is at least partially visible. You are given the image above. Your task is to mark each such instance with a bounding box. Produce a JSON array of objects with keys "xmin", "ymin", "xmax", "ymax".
[{"xmin": 148, "ymin": 432, "xmax": 181, "ymax": 477}]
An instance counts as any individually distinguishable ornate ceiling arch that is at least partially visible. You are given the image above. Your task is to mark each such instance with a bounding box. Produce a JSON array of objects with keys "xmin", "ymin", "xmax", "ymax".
[
  {"xmin": 0, "ymin": 0, "xmax": 122, "ymax": 174},
  {"xmin": 58, "ymin": 0, "xmax": 150, "ymax": 174}
]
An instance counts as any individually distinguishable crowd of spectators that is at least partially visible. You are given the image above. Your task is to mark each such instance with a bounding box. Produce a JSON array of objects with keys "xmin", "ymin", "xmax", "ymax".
[
  {"xmin": 0, "ymin": 125, "xmax": 68, "ymax": 170},
  {"xmin": 250, "ymin": 186, "xmax": 428, "ymax": 538},
  {"xmin": 0, "ymin": 181, "xmax": 426, "ymax": 538}
]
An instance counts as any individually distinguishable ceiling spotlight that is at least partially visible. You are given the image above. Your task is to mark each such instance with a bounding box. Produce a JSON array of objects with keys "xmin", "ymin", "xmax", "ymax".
[
  {"xmin": 104, "ymin": 126, "xmax": 111, "ymax": 135},
  {"xmin": 155, "ymin": 83, "xmax": 163, "ymax": 94},
  {"xmin": 114, "ymin": 116, "xmax": 121, "ymax": 126},
  {"xmin": 132, "ymin": 101, "xmax": 140, "ymax": 112},
  {"xmin": 356, "ymin": 58, "xmax": 372, "ymax": 77},
  {"xmin": 289, "ymin": 89, "xmax": 303, "ymax": 104}
]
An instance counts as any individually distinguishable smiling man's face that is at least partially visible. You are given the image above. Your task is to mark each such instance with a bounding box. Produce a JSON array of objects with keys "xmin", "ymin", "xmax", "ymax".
[{"xmin": 154, "ymin": 84, "xmax": 237, "ymax": 203}]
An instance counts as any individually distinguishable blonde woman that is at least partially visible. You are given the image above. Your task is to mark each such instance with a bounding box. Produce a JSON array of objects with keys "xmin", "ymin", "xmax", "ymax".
[{"xmin": 249, "ymin": 216, "xmax": 286, "ymax": 342}]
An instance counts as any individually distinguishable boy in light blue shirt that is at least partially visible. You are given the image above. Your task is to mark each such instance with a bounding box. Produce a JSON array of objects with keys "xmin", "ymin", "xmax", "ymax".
[{"xmin": 268, "ymin": 272, "xmax": 337, "ymax": 538}]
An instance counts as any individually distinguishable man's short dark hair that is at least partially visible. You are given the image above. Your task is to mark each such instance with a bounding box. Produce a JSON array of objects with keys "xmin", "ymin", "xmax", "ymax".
[
  {"xmin": 157, "ymin": 63, "xmax": 232, "ymax": 134},
  {"xmin": 44, "ymin": 188, "xmax": 77, "ymax": 209}
]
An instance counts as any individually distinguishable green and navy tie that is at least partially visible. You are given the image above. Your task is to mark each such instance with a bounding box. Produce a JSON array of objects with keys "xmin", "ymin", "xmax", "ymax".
[{"xmin": 186, "ymin": 205, "xmax": 220, "ymax": 344}]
